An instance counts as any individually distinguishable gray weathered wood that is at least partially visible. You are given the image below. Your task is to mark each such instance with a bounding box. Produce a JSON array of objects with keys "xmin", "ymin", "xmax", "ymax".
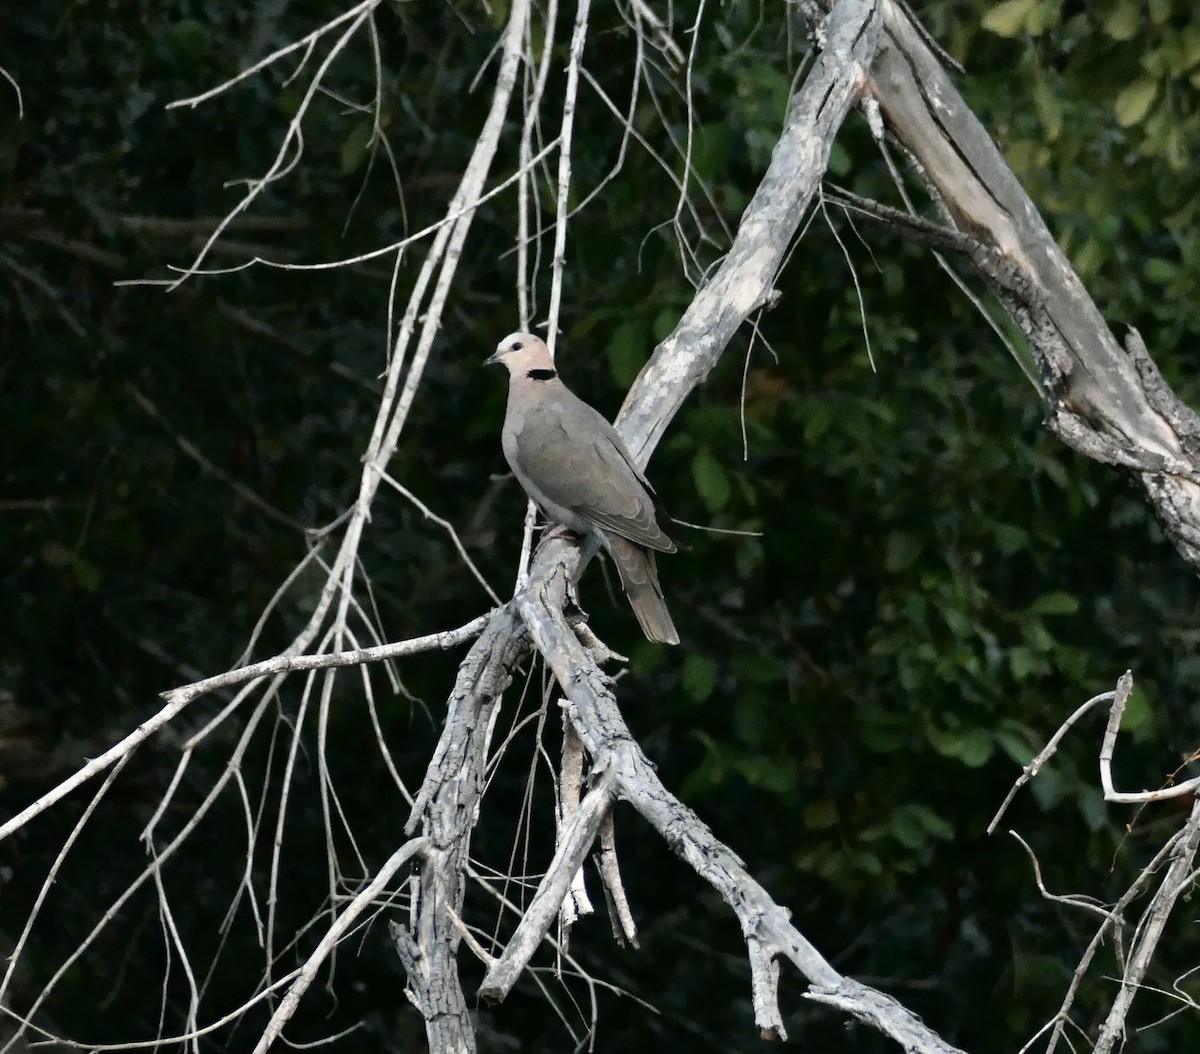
[
  {"xmin": 864, "ymin": 0, "xmax": 1200, "ymax": 568},
  {"xmin": 395, "ymin": 608, "xmax": 529, "ymax": 1053}
]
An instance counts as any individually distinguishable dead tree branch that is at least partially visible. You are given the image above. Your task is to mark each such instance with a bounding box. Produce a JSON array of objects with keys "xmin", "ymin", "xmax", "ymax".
[
  {"xmin": 458, "ymin": 6, "xmax": 968, "ymax": 1050},
  {"xmin": 1093, "ymin": 798, "xmax": 1200, "ymax": 1054},
  {"xmin": 858, "ymin": 0, "xmax": 1200, "ymax": 569},
  {"xmin": 397, "ymin": 608, "xmax": 530, "ymax": 1052},
  {"xmin": 473, "ymin": 534, "xmax": 964, "ymax": 1053},
  {"xmin": 991, "ymin": 671, "xmax": 1200, "ymax": 1053}
]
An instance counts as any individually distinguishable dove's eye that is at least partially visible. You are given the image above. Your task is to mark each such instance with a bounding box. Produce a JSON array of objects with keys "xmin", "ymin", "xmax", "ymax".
[{"xmin": 510, "ymin": 341, "xmax": 522, "ymax": 351}]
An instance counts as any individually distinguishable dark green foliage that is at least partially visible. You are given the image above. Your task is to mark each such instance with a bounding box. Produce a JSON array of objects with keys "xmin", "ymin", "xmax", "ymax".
[{"xmin": 1, "ymin": 1, "xmax": 1198, "ymax": 1051}]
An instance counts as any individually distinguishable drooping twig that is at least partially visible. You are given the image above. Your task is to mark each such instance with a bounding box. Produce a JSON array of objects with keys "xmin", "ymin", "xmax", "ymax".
[
  {"xmin": 1099, "ymin": 672, "xmax": 1200, "ymax": 803},
  {"xmin": 593, "ymin": 811, "xmax": 638, "ymax": 947},
  {"xmin": 989, "ymin": 687, "xmax": 1116, "ymax": 834},
  {"xmin": 253, "ymin": 837, "xmax": 431, "ymax": 1053},
  {"xmin": 544, "ymin": 0, "xmax": 590, "ymax": 357},
  {"xmin": 556, "ymin": 717, "xmax": 595, "ymax": 938}
]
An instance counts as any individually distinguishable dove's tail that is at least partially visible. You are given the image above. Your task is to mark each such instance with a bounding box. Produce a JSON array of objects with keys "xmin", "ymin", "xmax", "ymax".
[{"xmin": 605, "ymin": 533, "xmax": 679, "ymax": 645}]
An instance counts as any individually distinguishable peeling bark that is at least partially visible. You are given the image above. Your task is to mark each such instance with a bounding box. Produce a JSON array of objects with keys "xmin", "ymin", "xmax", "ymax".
[{"xmin": 862, "ymin": 0, "xmax": 1200, "ymax": 567}]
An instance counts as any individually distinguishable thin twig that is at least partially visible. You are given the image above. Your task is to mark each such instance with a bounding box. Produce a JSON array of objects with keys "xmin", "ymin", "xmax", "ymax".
[
  {"xmin": 163, "ymin": 614, "xmax": 492, "ymax": 707},
  {"xmin": 1093, "ymin": 800, "xmax": 1200, "ymax": 1054},
  {"xmin": 252, "ymin": 838, "xmax": 431, "ymax": 1053},
  {"xmin": 989, "ymin": 688, "xmax": 1116, "ymax": 833},
  {"xmin": 544, "ymin": 0, "xmax": 590, "ymax": 356}
]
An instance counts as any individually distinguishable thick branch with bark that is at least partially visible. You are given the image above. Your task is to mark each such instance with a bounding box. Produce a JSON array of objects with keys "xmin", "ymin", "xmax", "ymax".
[
  {"xmin": 395, "ymin": 608, "xmax": 529, "ymax": 1053},
  {"xmin": 859, "ymin": 0, "xmax": 1200, "ymax": 568},
  {"xmin": 439, "ymin": 4, "xmax": 973, "ymax": 1050},
  {"xmin": 473, "ymin": 537, "xmax": 964, "ymax": 1053}
]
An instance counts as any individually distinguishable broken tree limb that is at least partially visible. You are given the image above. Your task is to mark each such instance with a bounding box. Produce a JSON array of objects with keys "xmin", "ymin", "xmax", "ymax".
[
  {"xmin": 616, "ymin": 0, "xmax": 884, "ymax": 463},
  {"xmin": 474, "ymin": 534, "xmax": 966, "ymax": 1054},
  {"xmin": 856, "ymin": 0, "xmax": 1200, "ymax": 569}
]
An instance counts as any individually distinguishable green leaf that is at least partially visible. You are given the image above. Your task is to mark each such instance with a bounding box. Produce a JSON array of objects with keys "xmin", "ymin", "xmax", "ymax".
[
  {"xmin": 732, "ymin": 699, "xmax": 772, "ymax": 747},
  {"xmin": 889, "ymin": 804, "xmax": 955, "ymax": 849},
  {"xmin": 1115, "ymin": 78, "xmax": 1158, "ymax": 127},
  {"xmin": 1028, "ymin": 591, "xmax": 1079, "ymax": 616},
  {"xmin": 827, "ymin": 142, "xmax": 852, "ymax": 178},
  {"xmin": 692, "ymin": 450, "xmax": 731, "ymax": 513},
  {"xmin": 890, "ymin": 808, "xmax": 926, "ymax": 849},
  {"xmin": 740, "ymin": 755, "xmax": 799, "ymax": 795},
  {"xmin": 993, "ymin": 523, "xmax": 1029, "ymax": 555},
  {"xmin": 928, "ymin": 725, "xmax": 994, "ymax": 767},
  {"xmin": 681, "ymin": 653, "xmax": 716, "ymax": 703},
  {"xmin": 802, "ymin": 398, "xmax": 836, "ymax": 443},
  {"xmin": 1021, "ymin": 617, "xmax": 1056, "ymax": 652},
  {"xmin": 339, "ymin": 122, "xmax": 373, "ymax": 174},
  {"xmin": 652, "ymin": 309, "xmax": 677, "ymax": 342},
  {"xmin": 911, "ymin": 805, "xmax": 955, "ymax": 841},
  {"xmin": 732, "ymin": 653, "xmax": 785, "ymax": 684},
  {"xmin": 606, "ymin": 321, "xmax": 646, "ymax": 386},
  {"xmin": 982, "ymin": 0, "xmax": 1036, "ymax": 37},
  {"xmin": 1077, "ymin": 785, "xmax": 1108, "ymax": 831},
  {"xmin": 996, "ymin": 723, "xmax": 1037, "ymax": 765},
  {"xmin": 1030, "ymin": 766, "xmax": 1068, "ymax": 810},
  {"xmin": 1102, "ymin": 3, "xmax": 1140, "ymax": 40},
  {"xmin": 861, "ymin": 719, "xmax": 907, "ymax": 754},
  {"xmin": 168, "ymin": 18, "xmax": 210, "ymax": 55},
  {"xmin": 1143, "ymin": 257, "xmax": 1177, "ymax": 283},
  {"xmin": 690, "ymin": 121, "xmax": 731, "ymax": 183},
  {"xmin": 884, "ymin": 531, "xmax": 922, "ymax": 572},
  {"xmin": 1119, "ymin": 683, "xmax": 1152, "ymax": 731},
  {"xmin": 804, "ymin": 801, "xmax": 838, "ymax": 831},
  {"xmin": 1026, "ymin": 0, "xmax": 1063, "ymax": 35}
]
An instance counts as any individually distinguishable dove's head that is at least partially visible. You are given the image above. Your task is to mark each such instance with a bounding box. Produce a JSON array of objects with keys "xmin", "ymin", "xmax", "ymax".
[{"xmin": 485, "ymin": 332, "xmax": 555, "ymax": 376}]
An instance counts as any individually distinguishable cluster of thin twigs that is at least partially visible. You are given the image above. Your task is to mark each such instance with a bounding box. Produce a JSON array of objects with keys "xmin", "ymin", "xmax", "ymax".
[{"xmin": 0, "ymin": 1, "xmax": 732, "ymax": 1049}]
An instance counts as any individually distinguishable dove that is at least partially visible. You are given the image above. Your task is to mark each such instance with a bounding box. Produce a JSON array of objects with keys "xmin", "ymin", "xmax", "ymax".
[{"xmin": 486, "ymin": 332, "xmax": 683, "ymax": 644}]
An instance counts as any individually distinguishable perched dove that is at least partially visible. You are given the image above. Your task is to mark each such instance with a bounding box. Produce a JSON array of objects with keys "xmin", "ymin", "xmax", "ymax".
[{"xmin": 486, "ymin": 332, "xmax": 683, "ymax": 644}]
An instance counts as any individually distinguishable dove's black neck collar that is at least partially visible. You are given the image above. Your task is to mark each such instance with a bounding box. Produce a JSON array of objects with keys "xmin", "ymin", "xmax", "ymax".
[{"xmin": 526, "ymin": 368, "xmax": 557, "ymax": 381}]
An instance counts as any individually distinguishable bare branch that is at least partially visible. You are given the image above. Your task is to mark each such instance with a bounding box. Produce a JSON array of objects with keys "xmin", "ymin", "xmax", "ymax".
[
  {"xmin": 166, "ymin": 1, "xmax": 379, "ymax": 110},
  {"xmin": 253, "ymin": 837, "xmax": 431, "ymax": 1053},
  {"xmin": 989, "ymin": 688, "xmax": 1116, "ymax": 834},
  {"xmin": 165, "ymin": 613, "xmax": 489, "ymax": 704},
  {"xmin": 1093, "ymin": 799, "xmax": 1200, "ymax": 1054},
  {"xmin": 864, "ymin": 0, "xmax": 1200, "ymax": 571},
  {"xmin": 0, "ymin": 64, "xmax": 22, "ymax": 118},
  {"xmin": 1100, "ymin": 672, "xmax": 1200, "ymax": 803}
]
